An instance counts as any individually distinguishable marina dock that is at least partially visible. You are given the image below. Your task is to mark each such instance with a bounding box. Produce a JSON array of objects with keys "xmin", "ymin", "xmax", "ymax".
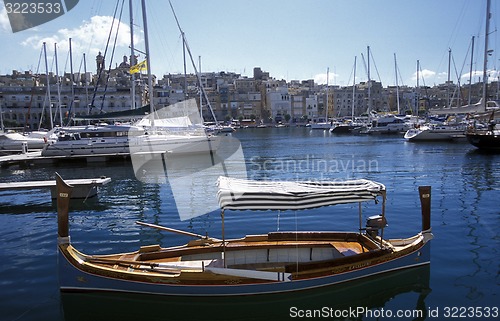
[
  {"xmin": 0, "ymin": 176, "xmax": 111, "ymax": 198},
  {"xmin": 0, "ymin": 151, "xmax": 130, "ymax": 168}
]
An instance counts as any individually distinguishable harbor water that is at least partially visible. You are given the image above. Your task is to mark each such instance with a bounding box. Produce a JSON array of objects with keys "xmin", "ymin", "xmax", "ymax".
[{"xmin": 0, "ymin": 127, "xmax": 498, "ymax": 320}]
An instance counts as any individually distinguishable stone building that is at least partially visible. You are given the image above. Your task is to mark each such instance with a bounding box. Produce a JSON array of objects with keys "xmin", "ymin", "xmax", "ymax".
[{"xmin": 1, "ymin": 59, "xmax": 497, "ymax": 129}]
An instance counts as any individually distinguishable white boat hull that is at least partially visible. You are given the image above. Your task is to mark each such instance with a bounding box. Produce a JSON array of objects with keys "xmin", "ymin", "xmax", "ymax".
[
  {"xmin": 404, "ymin": 126, "xmax": 466, "ymax": 141},
  {"xmin": 0, "ymin": 132, "xmax": 46, "ymax": 151},
  {"xmin": 42, "ymin": 132, "xmax": 220, "ymax": 157},
  {"xmin": 310, "ymin": 123, "xmax": 331, "ymax": 130}
]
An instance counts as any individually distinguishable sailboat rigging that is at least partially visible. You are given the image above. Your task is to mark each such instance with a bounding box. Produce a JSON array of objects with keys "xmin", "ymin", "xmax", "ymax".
[
  {"xmin": 330, "ymin": 57, "xmax": 361, "ymax": 134},
  {"xmin": 168, "ymin": 0, "xmax": 218, "ymax": 124},
  {"xmin": 310, "ymin": 68, "xmax": 331, "ymax": 130},
  {"xmin": 466, "ymin": 0, "xmax": 500, "ymax": 151},
  {"xmin": 42, "ymin": 0, "xmax": 221, "ymax": 158}
]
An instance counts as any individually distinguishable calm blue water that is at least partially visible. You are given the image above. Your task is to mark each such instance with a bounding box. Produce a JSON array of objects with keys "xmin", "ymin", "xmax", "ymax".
[{"xmin": 0, "ymin": 127, "xmax": 498, "ymax": 320}]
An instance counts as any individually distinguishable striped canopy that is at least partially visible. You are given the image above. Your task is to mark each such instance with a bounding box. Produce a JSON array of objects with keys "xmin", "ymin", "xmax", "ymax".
[{"xmin": 217, "ymin": 176, "xmax": 386, "ymax": 211}]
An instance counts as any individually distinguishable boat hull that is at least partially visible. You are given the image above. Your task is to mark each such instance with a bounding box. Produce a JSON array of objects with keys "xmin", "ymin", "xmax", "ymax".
[
  {"xmin": 0, "ymin": 132, "xmax": 46, "ymax": 151},
  {"xmin": 310, "ymin": 123, "xmax": 331, "ymax": 130},
  {"xmin": 404, "ymin": 127, "xmax": 466, "ymax": 141},
  {"xmin": 61, "ymin": 264, "xmax": 430, "ymax": 321},
  {"xmin": 466, "ymin": 132, "xmax": 500, "ymax": 151},
  {"xmin": 330, "ymin": 125, "xmax": 354, "ymax": 134},
  {"xmin": 58, "ymin": 238, "xmax": 430, "ymax": 297},
  {"xmin": 42, "ymin": 134, "xmax": 220, "ymax": 157}
]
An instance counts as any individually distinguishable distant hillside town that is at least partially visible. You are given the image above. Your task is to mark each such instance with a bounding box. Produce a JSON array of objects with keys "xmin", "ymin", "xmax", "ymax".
[{"xmin": 0, "ymin": 52, "xmax": 497, "ymax": 129}]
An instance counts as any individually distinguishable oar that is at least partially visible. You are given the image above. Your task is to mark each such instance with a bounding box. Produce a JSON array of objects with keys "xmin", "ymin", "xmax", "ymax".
[
  {"xmin": 135, "ymin": 221, "xmax": 219, "ymax": 241},
  {"xmin": 86, "ymin": 257, "xmax": 183, "ymax": 274}
]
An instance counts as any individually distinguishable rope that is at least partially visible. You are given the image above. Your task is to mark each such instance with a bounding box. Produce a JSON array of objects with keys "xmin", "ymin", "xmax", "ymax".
[
  {"xmin": 82, "ymin": 180, "xmax": 98, "ymax": 203},
  {"xmin": 89, "ymin": 0, "xmax": 122, "ymax": 111},
  {"xmin": 99, "ymin": 0, "xmax": 125, "ymax": 112}
]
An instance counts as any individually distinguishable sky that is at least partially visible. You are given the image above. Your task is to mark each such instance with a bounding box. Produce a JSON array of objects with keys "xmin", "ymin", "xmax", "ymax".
[{"xmin": 0, "ymin": 0, "xmax": 498, "ymax": 87}]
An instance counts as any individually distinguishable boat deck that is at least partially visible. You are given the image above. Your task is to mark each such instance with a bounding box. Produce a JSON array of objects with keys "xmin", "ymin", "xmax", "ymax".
[{"xmin": 79, "ymin": 232, "xmax": 385, "ymax": 279}]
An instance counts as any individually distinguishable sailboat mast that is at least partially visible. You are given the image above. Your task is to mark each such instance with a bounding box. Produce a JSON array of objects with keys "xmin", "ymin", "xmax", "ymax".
[
  {"xmin": 168, "ymin": 0, "xmax": 218, "ymax": 123},
  {"xmin": 481, "ymin": 0, "xmax": 491, "ymax": 110},
  {"xmin": 129, "ymin": 0, "xmax": 136, "ymax": 110},
  {"xmin": 183, "ymin": 38, "xmax": 187, "ymax": 100},
  {"xmin": 69, "ymin": 38, "xmax": 75, "ymax": 125},
  {"xmin": 468, "ymin": 36, "xmax": 475, "ymax": 106},
  {"xmin": 199, "ymin": 56, "xmax": 203, "ymax": 120},
  {"xmin": 54, "ymin": 43, "xmax": 63, "ymax": 126},
  {"xmin": 43, "ymin": 42, "xmax": 54, "ymax": 129},
  {"xmin": 394, "ymin": 53, "xmax": 400, "ymax": 114},
  {"xmin": 326, "ymin": 67, "xmax": 329, "ymax": 121},
  {"xmin": 416, "ymin": 60, "xmax": 420, "ymax": 116},
  {"xmin": 352, "ymin": 56, "xmax": 356, "ymax": 122},
  {"xmin": 141, "ymin": 0, "xmax": 155, "ymax": 128},
  {"xmin": 83, "ymin": 53, "xmax": 89, "ymax": 117},
  {"xmin": 447, "ymin": 48, "xmax": 451, "ymax": 108},
  {"xmin": 367, "ymin": 46, "xmax": 371, "ymax": 114},
  {"xmin": 0, "ymin": 99, "xmax": 4, "ymax": 131}
]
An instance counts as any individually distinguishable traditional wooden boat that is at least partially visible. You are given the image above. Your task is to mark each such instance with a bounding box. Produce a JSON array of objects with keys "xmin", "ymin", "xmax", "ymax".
[{"xmin": 56, "ymin": 174, "xmax": 432, "ymax": 296}]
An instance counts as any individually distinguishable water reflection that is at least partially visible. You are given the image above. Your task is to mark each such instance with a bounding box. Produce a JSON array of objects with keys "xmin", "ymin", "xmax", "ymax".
[
  {"xmin": 61, "ymin": 265, "xmax": 430, "ymax": 321},
  {"xmin": 456, "ymin": 151, "xmax": 499, "ymax": 302}
]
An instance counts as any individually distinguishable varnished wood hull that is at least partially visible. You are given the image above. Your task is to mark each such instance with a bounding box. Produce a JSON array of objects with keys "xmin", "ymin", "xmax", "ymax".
[
  {"xmin": 58, "ymin": 232, "xmax": 431, "ymax": 296},
  {"xmin": 61, "ymin": 264, "xmax": 430, "ymax": 321}
]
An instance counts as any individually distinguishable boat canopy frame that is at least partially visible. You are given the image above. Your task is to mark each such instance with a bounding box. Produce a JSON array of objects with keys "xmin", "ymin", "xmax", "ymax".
[{"xmin": 216, "ymin": 176, "xmax": 387, "ymax": 265}]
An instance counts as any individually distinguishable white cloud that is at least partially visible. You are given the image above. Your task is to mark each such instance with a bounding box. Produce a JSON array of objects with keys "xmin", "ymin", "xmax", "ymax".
[
  {"xmin": 0, "ymin": 6, "xmax": 12, "ymax": 33},
  {"xmin": 314, "ymin": 71, "xmax": 339, "ymax": 85},
  {"xmin": 459, "ymin": 70, "xmax": 499, "ymax": 83},
  {"xmin": 21, "ymin": 16, "xmax": 141, "ymax": 66},
  {"xmin": 436, "ymin": 71, "xmax": 448, "ymax": 81},
  {"xmin": 410, "ymin": 69, "xmax": 436, "ymax": 84}
]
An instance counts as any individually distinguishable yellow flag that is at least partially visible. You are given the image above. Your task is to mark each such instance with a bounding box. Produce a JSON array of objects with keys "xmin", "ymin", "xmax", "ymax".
[{"xmin": 129, "ymin": 60, "xmax": 147, "ymax": 74}]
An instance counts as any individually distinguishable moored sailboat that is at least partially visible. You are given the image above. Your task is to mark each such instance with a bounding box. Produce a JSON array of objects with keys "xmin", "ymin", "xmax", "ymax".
[
  {"xmin": 465, "ymin": 0, "xmax": 500, "ymax": 151},
  {"xmin": 404, "ymin": 123, "xmax": 467, "ymax": 141},
  {"xmin": 466, "ymin": 110, "xmax": 500, "ymax": 151},
  {"xmin": 311, "ymin": 68, "xmax": 332, "ymax": 130},
  {"xmin": 42, "ymin": 0, "xmax": 220, "ymax": 159}
]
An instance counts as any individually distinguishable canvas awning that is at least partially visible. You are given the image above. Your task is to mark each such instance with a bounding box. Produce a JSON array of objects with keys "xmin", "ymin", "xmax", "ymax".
[{"xmin": 217, "ymin": 176, "xmax": 386, "ymax": 211}]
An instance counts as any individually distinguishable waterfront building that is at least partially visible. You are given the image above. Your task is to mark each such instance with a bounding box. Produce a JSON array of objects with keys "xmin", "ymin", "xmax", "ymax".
[
  {"xmin": 267, "ymin": 86, "xmax": 291, "ymax": 123},
  {"xmin": 1, "ymin": 62, "xmax": 497, "ymax": 130},
  {"xmin": 305, "ymin": 95, "xmax": 319, "ymax": 121}
]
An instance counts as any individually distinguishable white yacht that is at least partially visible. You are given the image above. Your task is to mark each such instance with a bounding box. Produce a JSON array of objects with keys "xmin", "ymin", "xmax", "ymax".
[
  {"xmin": 0, "ymin": 131, "xmax": 48, "ymax": 153},
  {"xmin": 42, "ymin": 123, "xmax": 219, "ymax": 157},
  {"xmin": 42, "ymin": 124, "xmax": 133, "ymax": 157},
  {"xmin": 362, "ymin": 114, "xmax": 412, "ymax": 135},
  {"xmin": 310, "ymin": 121, "xmax": 332, "ymax": 130},
  {"xmin": 404, "ymin": 123, "xmax": 467, "ymax": 141}
]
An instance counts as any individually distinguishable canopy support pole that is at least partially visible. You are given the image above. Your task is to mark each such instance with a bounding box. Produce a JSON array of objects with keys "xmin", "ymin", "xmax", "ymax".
[
  {"xmin": 221, "ymin": 209, "xmax": 226, "ymax": 268},
  {"xmin": 358, "ymin": 203, "xmax": 362, "ymax": 234},
  {"xmin": 379, "ymin": 190, "xmax": 387, "ymax": 248}
]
